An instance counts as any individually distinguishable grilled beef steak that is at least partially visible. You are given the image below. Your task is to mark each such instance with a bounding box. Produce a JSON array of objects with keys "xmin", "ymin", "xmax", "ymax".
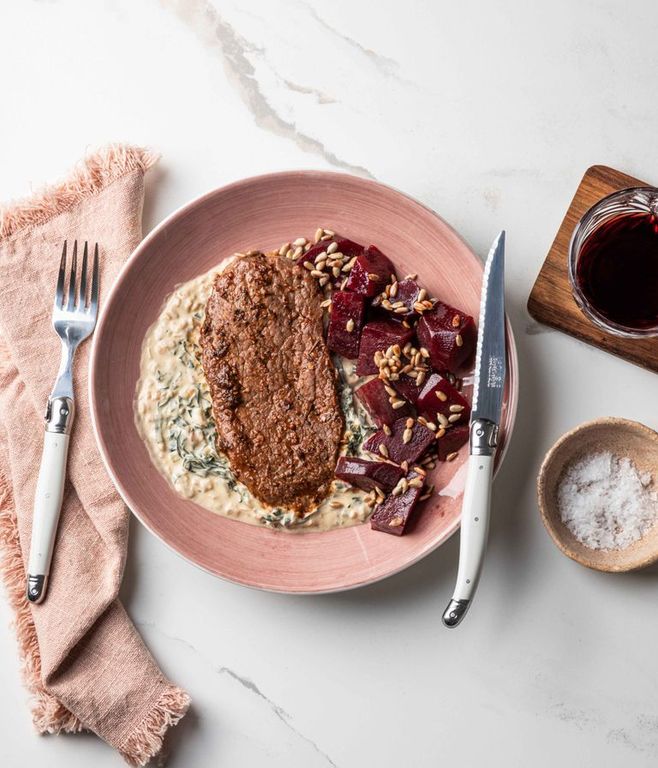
[{"xmin": 200, "ymin": 252, "xmax": 343, "ymax": 513}]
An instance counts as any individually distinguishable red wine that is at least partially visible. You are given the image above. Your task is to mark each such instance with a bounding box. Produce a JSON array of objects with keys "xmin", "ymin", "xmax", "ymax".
[{"xmin": 576, "ymin": 212, "xmax": 658, "ymax": 329}]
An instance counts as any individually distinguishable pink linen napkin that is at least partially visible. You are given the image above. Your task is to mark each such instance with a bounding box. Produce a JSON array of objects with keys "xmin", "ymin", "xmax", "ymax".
[{"xmin": 0, "ymin": 146, "xmax": 190, "ymax": 764}]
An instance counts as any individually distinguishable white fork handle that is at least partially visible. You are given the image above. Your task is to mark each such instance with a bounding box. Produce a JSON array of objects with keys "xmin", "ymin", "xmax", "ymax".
[{"xmin": 27, "ymin": 397, "xmax": 74, "ymax": 603}]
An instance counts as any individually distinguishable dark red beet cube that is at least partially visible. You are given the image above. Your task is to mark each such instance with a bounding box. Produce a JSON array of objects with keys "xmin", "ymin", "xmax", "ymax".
[
  {"xmin": 334, "ymin": 237, "xmax": 364, "ymax": 257},
  {"xmin": 326, "ymin": 291, "xmax": 366, "ymax": 359},
  {"xmin": 344, "ymin": 245, "xmax": 396, "ymax": 297},
  {"xmin": 416, "ymin": 302, "xmax": 477, "ymax": 371},
  {"xmin": 390, "ymin": 278, "xmax": 423, "ymax": 318},
  {"xmin": 296, "ymin": 240, "xmax": 327, "ymax": 267},
  {"xmin": 296, "ymin": 236, "xmax": 363, "ymax": 267},
  {"xmin": 335, "ymin": 456, "xmax": 404, "ymax": 493},
  {"xmin": 363, "ymin": 417, "xmax": 435, "ymax": 465},
  {"xmin": 355, "ymin": 320, "xmax": 414, "ymax": 376},
  {"xmin": 297, "ymin": 237, "xmax": 365, "ymax": 287},
  {"xmin": 370, "ymin": 471, "xmax": 423, "ymax": 536},
  {"xmin": 417, "ymin": 372, "xmax": 471, "ymax": 427},
  {"xmin": 392, "ymin": 374, "xmax": 422, "ymax": 405},
  {"xmin": 437, "ymin": 424, "xmax": 470, "ymax": 461},
  {"xmin": 355, "ymin": 378, "xmax": 413, "ymax": 427}
]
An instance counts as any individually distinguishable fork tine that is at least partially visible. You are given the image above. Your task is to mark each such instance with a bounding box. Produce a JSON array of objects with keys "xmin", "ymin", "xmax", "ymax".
[
  {"xmin": 66, "ymin": 240, "xmax": 78, "ymax": 311},
  {"xmin": 78, "ymin": 241, "xmax": 88, "ymax": 308},
  {"xmin": 55, "ymin": 241, "xmax": 67, "ymax": 310},
  {"xmin": 89, "ymin": 243, "xmax": 99, "ymax": 316}
]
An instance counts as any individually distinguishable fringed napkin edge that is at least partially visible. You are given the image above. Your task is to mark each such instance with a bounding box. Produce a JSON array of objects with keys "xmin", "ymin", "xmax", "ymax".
[{"xmin": 0, "ymin": 144, "xmax": 160, "ymax": 241}]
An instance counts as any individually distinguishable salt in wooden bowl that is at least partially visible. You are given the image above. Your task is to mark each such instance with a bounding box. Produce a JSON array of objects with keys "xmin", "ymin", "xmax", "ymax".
[{"xmin": 537, "ymin": 417, "xmax": 658, "ymax": 572}]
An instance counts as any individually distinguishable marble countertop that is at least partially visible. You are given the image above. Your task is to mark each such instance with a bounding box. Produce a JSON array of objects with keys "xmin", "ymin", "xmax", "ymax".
[{"xmin": 2, "ymin": 1, "xmax": 658, "ymax": 766}]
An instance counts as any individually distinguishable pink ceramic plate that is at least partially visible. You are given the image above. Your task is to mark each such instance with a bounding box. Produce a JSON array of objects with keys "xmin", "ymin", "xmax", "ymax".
[{"xmin": 90, "ymin": 171, "xmax": 518, "ymax": 593}]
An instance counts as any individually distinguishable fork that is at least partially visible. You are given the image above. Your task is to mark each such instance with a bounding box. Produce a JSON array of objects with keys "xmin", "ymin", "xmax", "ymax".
[{"xmin": 26, "ymin": 240, "xmax": 99, "ymax": 604}]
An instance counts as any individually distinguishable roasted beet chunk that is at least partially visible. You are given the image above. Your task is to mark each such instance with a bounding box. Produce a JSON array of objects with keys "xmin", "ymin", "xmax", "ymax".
[
  {"xmin": 355, "ymin": 320, "xmax": 414, "ymax": 376},
  {"xmin": 392, "ymin": 374, "xmax": 422, "ymax": 405},
  {"xmin": 387, "ymin": 278, "xmax": 423, "ymax": 318},
  {"xmin": 416, "ymin": 372, "xmax": 471, "ymax": 428},
  {"xmin": 297, "ymin": 237, "xmax": 365, "ymax": 287},
  {"xmin": 335, "ymin": 456, "xmax": 403, "ymax": 493},
  {"xmin": 327, "ymin": 291, "xmax": 366, "ymax": 359},
  {"xmin": 345, "ymin": 245, "xmax": 396, "ymax": 297},
  {"xmin": 437, "ymin": 424, "xmax": 470, "ymax": 461},
  {"xmin": 363, "ymin": 417, "xmax": 435, "ymax": 465},
  {"xmin": 296, "ymin": 240, "xmax": 326, "ymax": 267},
  {"xmin": 416, "ymin": 302, "xmax": 477, "ymax": 371},
  {"xmin": 296, "ymin": 236, "xmax": 363, "ymax": 268},
  {"xmin": 370, "ymin": 471, "xmax": 424, "ymax": 536},
  {"xmin": 355, "ymin": 378, "xmax": 413, "ymax": 426}
]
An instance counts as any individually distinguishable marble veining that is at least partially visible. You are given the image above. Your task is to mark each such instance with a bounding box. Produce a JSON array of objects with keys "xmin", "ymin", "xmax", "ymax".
[
  {"xmin": 162, "ymin": 0, "xmax": 373, "ymax": 177},
  {"xmin": 136, "ymin": 620, "xmax": 338, "ymax": 767},
  {"xmin": 303, "ymin": 5, "xmax": 407, "ymax": 83}
]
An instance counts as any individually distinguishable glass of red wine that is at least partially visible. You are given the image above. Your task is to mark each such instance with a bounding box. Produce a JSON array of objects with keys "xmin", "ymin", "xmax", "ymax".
[{"xmin": 569, "ymin": 187, "xmax": 658, "ymax": 337}]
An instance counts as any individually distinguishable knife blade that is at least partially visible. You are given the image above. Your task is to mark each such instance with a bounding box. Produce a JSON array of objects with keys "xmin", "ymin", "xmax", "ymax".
[{"xmin": 442, "ymin": 230, "xmax": 506, "ymax": 628}]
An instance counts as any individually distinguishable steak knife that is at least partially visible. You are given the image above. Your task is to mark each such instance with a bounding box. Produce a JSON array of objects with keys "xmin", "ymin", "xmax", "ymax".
[{"xmin": 442, "ymin": 231, "xmax": 506, "ymax": 628}]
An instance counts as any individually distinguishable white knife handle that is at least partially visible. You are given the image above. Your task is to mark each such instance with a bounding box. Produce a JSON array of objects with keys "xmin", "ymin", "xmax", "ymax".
[
  {"xmin": 442, "ymin": 419, "xmax": 497, "ymax": 628},
  {"xmin": 27, "ymin": 396, "xmax": 74, "ymax": 604}
]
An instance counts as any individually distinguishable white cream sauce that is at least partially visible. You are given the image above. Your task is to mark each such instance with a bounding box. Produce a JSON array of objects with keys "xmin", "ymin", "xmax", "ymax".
[{"xmin": 135, "ymin": 258, "xmax": 376, "ymax": 532}]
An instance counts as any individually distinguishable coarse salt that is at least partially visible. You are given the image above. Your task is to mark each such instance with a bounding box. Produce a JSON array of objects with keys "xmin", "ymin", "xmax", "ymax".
[{"xmin": 557, "ymin": 451, "xmax": 658, "ymax": 550}]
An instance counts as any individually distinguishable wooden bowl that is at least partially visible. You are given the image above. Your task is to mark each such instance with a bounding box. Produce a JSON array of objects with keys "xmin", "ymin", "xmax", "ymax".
[{"xmin": 537, "ymin": 417, "xmax": 658, "ymax": 572}]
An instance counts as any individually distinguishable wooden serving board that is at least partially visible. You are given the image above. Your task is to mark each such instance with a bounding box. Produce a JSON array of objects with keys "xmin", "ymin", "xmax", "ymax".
[{"xmin": 528, "ymin": 164, "xmax": 658, "ymax": 373}]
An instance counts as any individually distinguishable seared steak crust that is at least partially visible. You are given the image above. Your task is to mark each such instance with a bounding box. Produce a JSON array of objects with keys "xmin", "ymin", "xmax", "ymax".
[{"xmin": 200, "ymin": 253, "xmax": 343, "ymax": 512}]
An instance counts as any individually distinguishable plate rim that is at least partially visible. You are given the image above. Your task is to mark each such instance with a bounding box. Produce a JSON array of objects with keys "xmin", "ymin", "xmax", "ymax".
[{"xmin": 89, "ymin": 169, "xmax": 519, "ymax": 594}]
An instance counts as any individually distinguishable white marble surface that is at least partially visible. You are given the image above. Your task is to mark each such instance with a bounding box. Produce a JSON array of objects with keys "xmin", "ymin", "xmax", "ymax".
[{"xmin": 2, "ymin": 1, "xmax": 658, "ymax": 765}]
